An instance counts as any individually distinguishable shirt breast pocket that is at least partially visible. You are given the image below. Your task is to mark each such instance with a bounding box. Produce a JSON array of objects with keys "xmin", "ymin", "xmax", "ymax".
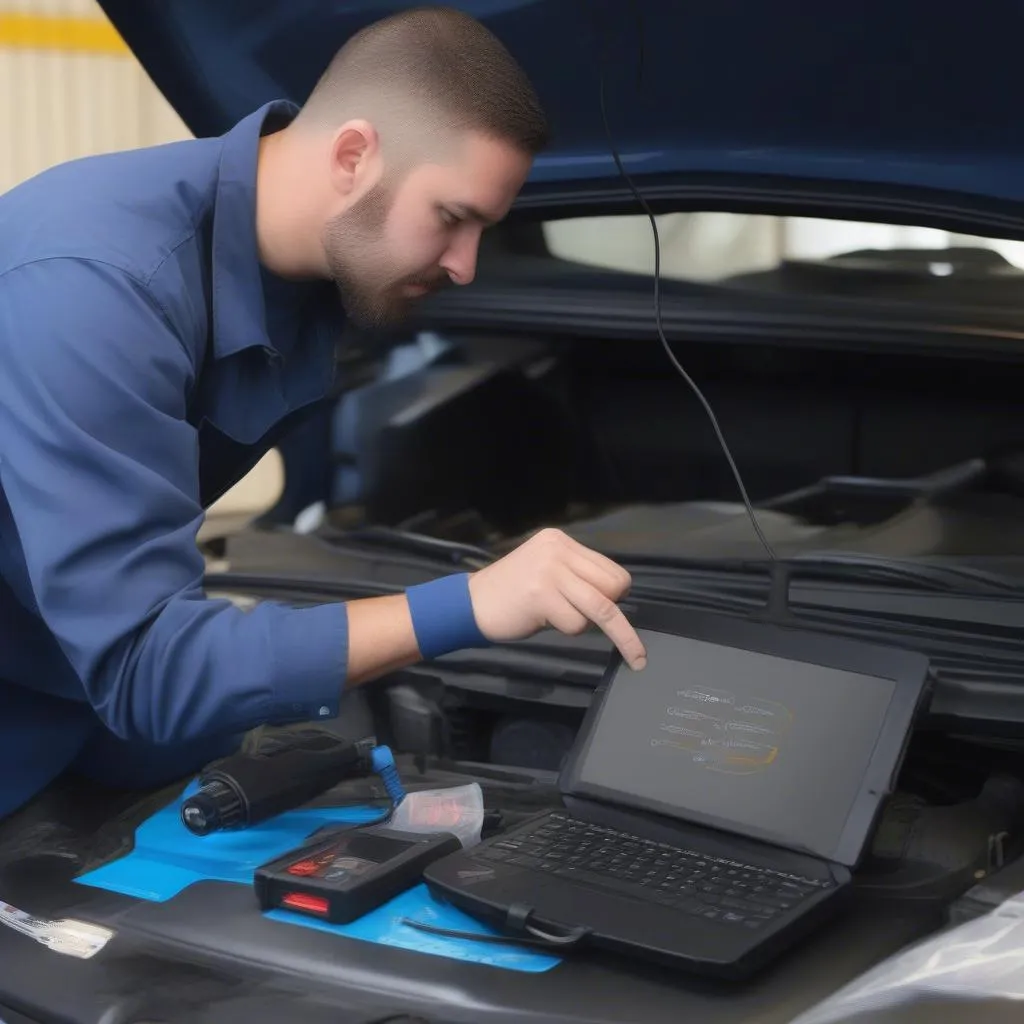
[{"xmin": 192, "ymin": 347, "xmax": 290, "ymax": 446}]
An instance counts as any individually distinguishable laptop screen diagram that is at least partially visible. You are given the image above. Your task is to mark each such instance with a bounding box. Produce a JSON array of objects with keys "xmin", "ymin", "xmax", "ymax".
[{"xmin": 571, "ymin": 628, "xmax": 899, "ymax": 864}]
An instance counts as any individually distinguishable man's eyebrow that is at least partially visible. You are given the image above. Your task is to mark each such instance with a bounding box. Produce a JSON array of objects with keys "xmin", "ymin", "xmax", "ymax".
[{"xmin": 452, "ymin": 203, "xmax": 498, "ymax": 227}]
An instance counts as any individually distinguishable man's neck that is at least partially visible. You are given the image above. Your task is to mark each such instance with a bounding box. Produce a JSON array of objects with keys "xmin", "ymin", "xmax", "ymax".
[{"xmin": 255, "ymin": 128, "xmax": 329, "ymax": 280}]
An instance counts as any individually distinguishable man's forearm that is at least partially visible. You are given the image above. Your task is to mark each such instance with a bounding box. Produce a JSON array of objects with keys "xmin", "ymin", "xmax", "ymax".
[
  {"xmin": 343, "ymin": 572, "xmax": 492, "ymax": 688},
  {"xmin": 344, "ymin": 593, "xmax": 423, "ymax": 686}
]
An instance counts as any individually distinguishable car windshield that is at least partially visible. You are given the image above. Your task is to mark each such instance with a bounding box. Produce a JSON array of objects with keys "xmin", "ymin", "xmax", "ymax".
[{"xmin": 541, "ymin": 211, "xmax": 1024, "ymax": 317}]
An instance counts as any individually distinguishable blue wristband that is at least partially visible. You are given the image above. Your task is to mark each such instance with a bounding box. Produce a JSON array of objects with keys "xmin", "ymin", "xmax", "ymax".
[{"xmin": 406, "ymin": 573, "xmax": 491, "ymax": 660}]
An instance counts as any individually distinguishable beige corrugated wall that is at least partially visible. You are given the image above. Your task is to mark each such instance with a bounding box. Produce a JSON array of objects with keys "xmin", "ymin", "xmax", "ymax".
[
  {"xmin": 0, "ymin": 0, "xmax": 190, "ymax": 195},
  {"xmin": 0, "ymin": 1, "xmax": 284, "ymax": 534}
]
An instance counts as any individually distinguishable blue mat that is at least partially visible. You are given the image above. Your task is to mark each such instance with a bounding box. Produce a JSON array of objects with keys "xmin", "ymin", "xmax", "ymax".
[{"xmin": 76, "ymin": 780, "xmax": 560, "ymax": 972}]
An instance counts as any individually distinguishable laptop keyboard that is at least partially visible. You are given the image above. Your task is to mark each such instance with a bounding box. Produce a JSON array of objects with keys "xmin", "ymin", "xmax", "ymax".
[{"xmin": 476, "ymin": 812, "xmax": 832, "ymax": 930}]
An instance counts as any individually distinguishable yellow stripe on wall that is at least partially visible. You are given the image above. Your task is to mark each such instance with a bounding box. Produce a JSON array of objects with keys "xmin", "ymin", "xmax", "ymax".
[{"xmin": 0, "ymin": 12, "xmax": 129, "ymax": 56}]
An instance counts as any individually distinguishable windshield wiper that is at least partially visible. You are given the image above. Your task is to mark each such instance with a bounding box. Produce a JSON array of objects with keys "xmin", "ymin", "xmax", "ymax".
[
  {"xmin": 786, "ymin": 551, "xmax": 1024, "ymax": 595},
  {"xmin": 615, "ymin": 551, "xmax": 1024, "ymax": 598},
  {"xmin": 625, "ymin": 581, "xmax": 763, "ymax": 615},
  {"xmin": 319, "ymin": 525, "xmax": 494, "ymax": 569},
  {"xmin": 204, "ymin": 572, "xmax": 404, "ymax": 602}
]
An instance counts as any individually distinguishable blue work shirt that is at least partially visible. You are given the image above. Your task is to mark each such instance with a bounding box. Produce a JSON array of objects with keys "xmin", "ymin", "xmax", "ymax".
[{"xmin": 0, "ymin": 101, "xmax": 349, "ymax": 820}]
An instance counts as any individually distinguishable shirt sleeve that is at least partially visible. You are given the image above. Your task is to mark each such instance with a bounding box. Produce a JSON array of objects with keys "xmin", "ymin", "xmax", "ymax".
[{"xmin": 0, "ymin": 257, "xmax": 347, "ymax": 744}]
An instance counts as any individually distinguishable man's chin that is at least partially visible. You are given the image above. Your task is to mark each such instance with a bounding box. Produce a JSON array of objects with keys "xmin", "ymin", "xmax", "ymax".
[{"xmin": 337, "ymin": 289, "xmax": 418, "ymax": 333}]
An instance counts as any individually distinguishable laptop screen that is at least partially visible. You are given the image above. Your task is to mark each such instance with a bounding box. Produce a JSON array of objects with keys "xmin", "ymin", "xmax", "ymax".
[{"xmin": 572, "ymin": 627, "xmax": 900, "ymax": 863}]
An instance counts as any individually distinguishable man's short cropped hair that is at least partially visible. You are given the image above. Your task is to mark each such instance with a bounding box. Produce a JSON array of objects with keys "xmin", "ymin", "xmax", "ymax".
[{"xmin": 297, "ymin": 5, "xmax": 550, "ymax": 157}]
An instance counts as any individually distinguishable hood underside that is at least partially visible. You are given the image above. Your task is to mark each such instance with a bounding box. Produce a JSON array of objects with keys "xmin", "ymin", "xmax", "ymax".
[{"xmin": 98, "ymin": 0, "xmax": 1024, "ymax": 220}]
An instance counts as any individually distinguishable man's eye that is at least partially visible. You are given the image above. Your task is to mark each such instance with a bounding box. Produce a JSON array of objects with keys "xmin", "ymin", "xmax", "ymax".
[{"xmin": 439, "ymin": 209, "xmax": 461, "ymax": 227}]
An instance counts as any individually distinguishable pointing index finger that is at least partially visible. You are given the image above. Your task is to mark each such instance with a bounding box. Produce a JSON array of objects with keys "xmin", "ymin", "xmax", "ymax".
[{"xmin": 558, "ymin": 572, "xmax": 647, "ymax": 670}]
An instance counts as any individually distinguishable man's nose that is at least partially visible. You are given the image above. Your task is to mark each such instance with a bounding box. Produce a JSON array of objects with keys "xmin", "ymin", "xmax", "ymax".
[{"xmin": 441, "ymin": 229, "xmax": 480, "ymax": 286}]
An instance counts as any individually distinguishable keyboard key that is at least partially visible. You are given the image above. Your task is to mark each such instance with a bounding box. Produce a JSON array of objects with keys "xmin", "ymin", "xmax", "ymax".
[
  {"xmin": 720, "ymin": 897, "xmax": 752, "ymax": 912},
  {"xmin": 508, "ymin": 855, "xmax": 543, "ymax": 868},
  {"xmin": 750, "ymin": 894, "xmax": 796, "ymax": 910},
  {"xmin": 675, "ymin": 898, "xmax": 708, "ymax": 916}
]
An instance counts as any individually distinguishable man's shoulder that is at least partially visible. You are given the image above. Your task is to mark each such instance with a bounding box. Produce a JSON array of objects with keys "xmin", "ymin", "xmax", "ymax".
[{"xmin": 0, "ymin": 136, "xmax": 221, "ymax": 292}]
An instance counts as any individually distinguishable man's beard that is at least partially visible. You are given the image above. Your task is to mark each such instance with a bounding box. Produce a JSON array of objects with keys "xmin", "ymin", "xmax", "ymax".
[{"xmin": 322, "ymin": 179, "xmax": 445, "ymax": 332}]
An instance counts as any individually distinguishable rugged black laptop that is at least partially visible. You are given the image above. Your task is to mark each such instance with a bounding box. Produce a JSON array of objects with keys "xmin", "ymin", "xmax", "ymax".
[{"xmin": 424, "ymin": 605, "xmax": 931, "ymax": 979}]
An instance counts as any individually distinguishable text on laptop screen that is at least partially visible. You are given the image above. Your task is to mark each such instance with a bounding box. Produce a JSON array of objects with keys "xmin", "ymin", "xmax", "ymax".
[{"xmin": 576, "ymin": 629, "xmax": 898, "ymax": 861}]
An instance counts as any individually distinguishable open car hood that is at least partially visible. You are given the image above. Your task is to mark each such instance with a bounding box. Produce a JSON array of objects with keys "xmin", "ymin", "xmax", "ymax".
[{"xmin": 98, "ymin": 0, "xmax": 1024, "ymax": 219}]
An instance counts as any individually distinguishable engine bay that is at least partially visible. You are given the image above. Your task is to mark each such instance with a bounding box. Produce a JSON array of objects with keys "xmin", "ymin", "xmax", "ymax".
[{"xmin": 320, "ymin": 327, "xmax": 1024, "ymax": 563}]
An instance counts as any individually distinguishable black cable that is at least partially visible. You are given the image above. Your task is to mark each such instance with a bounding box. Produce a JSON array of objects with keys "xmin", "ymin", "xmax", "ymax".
[
  {"xmin": 399, "ymin": 915, "xmax": 588, "ymax": 949},
  {"xmin": 592, "ymin": 3, "xmax": 777, "ymax": 562}
]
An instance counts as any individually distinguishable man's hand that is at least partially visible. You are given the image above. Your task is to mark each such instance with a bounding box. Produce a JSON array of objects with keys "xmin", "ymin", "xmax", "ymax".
[
  {"xmin": 468, "ymin": 528, "xmax": 647, "ymax": 670},
  {"xmin": 344, "ymin": 528, "xmax": 645, "ymax": 689}
]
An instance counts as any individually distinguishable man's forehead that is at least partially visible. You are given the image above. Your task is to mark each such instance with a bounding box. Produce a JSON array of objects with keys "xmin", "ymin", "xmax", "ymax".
[{"xmin": 413, "ymin": 134, "xmax": 530, "ymax": 215}]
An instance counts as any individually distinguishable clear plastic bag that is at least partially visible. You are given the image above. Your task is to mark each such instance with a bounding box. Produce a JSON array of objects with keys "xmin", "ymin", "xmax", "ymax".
[
  {"xmin": 792, "ymin": 893, "xmax": 1024, "ymax": 1023},
  {"xmin": 388, "ymin": 783, "xmax": 485, "ymax": 849}
]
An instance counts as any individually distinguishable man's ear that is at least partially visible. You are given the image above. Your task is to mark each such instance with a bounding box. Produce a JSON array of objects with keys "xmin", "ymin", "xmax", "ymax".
[{"xmin": 329, "ymin": 119, "xmax": 380, "ymax": 196}]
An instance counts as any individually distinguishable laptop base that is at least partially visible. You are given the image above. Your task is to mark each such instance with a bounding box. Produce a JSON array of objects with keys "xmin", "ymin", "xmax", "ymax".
[{"xmin": 424, "ymin": 810, "xmax": 852, "ymax": 980}]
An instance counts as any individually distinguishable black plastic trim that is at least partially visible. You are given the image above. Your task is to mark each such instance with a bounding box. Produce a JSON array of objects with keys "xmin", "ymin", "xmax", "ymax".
[
  {"xmin": 511, "ymin": 174, "xmax": 1024, "ymax": 241},
  {"xmin": 412, "ymin": 290, "xmax": 1024, "ymax": 360}
]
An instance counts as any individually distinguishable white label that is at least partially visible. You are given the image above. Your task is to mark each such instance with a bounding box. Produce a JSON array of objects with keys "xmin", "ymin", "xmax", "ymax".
[{"xmin": 0, "ymin": 900, "xmax": 113, "ymax": 959}]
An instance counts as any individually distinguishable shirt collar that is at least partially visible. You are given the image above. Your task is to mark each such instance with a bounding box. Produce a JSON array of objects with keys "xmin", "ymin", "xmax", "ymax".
[{"xmin": 210, "ymin": 99, "xmax": 303, "ymax": 360}]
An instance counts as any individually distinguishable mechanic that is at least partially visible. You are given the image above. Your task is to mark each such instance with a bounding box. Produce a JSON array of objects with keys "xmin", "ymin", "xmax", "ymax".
[{"xmin": 0, "ymin": 7, "xmax": 647, "ymax": 822}]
